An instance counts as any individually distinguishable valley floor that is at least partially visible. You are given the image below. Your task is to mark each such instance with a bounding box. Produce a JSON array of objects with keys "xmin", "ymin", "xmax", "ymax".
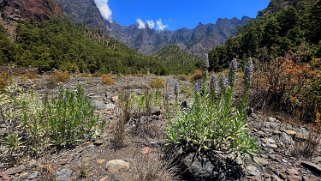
[{"xmin": 0, "ymin": 75, "xmax": 321, "ymax": 181}]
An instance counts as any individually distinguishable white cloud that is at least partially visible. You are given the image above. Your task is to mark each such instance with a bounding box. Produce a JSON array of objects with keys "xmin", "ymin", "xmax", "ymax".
[
  {"xmin": 156, "ymin": 19, "xmax": 168, "ymax": 31},
  {"xmin": 146, "ymin": 20, "xmax": 155, "ymax": 29},
  {"xmin": 136, "ymin": 18, "xmax": 168, "ymax": 31},
  {"xmin": 94, "ymin": 0, "xmax": 112, "ymax": 22},
  {"xmin": 136, "ymin": 19, "xmax": 146, "ymax": 29}
]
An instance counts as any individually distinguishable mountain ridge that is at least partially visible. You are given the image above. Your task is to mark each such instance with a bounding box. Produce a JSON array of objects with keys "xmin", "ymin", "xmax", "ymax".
[{"xmin": 53, "ymin": 0, "xmax": 251, "ymax": 56}]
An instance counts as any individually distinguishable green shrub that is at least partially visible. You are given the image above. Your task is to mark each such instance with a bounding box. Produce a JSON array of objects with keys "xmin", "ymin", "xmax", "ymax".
[
  {"xmin": 166, "ymin": 59, "xmax": 257, "ymax": 162},
  {"xmin": 0, "ymin": 82, "xmax": 101, "ymax": 161},
  {"xmin": 46, "ymin": 85, "xmax": 100, "ymax": 146}
]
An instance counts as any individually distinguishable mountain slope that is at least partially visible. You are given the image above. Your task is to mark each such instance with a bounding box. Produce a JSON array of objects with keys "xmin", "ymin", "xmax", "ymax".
[
  {"xmin": 209, "ymin": 0, "xmax": 321, "ymax": 70},
  {"xmin": 53, "ymin": 0, "xmax": 251, "ymax": 56},
  {"xmin": 153, "ymin": 45, "xmax": 201, "ymax": 74}
]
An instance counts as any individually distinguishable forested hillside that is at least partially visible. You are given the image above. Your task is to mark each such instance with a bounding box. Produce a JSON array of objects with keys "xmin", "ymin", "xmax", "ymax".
[
  {"xmin": 0, "ymin": 18, "xmax": 201, "ymax": 74},
  {"xmin": 209, "ymin": 0, "xmax": 321, "ymax": 70}
]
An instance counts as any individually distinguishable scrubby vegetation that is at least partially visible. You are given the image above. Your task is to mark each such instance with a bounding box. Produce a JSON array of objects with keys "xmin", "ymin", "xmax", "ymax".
[{"xmin": 0, "ymin": 81, "xmax": 101, "ymax": 165}]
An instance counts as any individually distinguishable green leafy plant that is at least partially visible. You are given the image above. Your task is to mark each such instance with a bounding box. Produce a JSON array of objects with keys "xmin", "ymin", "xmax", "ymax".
[
  {"xmin": 166, "ymin": 59, "xmax": 257, "ymax": 163},
  {"xmin": 5, "ymin": 133, "xmax": 23, "ymax": 155},
  {"xmin": 46, "ymin": 85, "xmax": 100, "ymax": 147},
  {"xmin": 0, "ymin": 81, "xmax": 101, "ymax": 163}
]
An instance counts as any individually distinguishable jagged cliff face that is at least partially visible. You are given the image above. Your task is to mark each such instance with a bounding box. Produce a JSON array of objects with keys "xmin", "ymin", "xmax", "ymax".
[
  {"xmin": 53, "ymin": 0, "xmax": 251, "ymax": 56},
  {"xmin": 0, "ymin": 0, "xmax": 61, "ymax": 22},
  {"xmin": 110, "ymin": 17, "xmax": 251, "ymax": 57}
]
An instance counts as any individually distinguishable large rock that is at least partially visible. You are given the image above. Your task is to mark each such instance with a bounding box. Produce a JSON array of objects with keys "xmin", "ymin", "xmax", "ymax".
[
  {"xmin": 254, "ymin": 157, "xmax": 269, "ymax": 166},
  {"xmin": 4, "ymin": 165, "xmax": 26, "ymax": 175},
  {"xmin": 180, "ymin": 155, "xmax": 244, "ymax": 180},
  {"xmin": 283, "ymin": 130, "xmax": 296, "ymax": 136},
  {"xmin": 301, "ymin": 161, "xmax": 321, "ymax": 176},
  {"xmin": 294, "ymin": 133, "xmax": 308, "ymax": 141},
  {"xmin": 91, "ymin": 100, "xmax": 107, "ymax": 110},
  {"xmin": 106, "ymin": 159, "xmax": 130, "ymax": 173},
  {"xmin": 246, "ymin": 165, "xmax": 261, "ymax": 176},
  {"xmin": 55, "ymin": 168, "xmax": 73, "ymax": 181},
  {"xmin": 263, "ymin": 122, "xmax": 279, "ymax": 129},
  {"xmin": 268, "ymin": 117, "xmax": 278, "ymax": 122},
  {"xmin": 280, "ymin": 132, "xmax": 294, "ymax": 145}
]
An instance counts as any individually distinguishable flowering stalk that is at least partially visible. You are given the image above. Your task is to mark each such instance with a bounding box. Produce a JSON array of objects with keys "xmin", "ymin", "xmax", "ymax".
[
  {"xmin": 194, "ymin": 79, "xmax": 202, "ymax": 94},
  {"xmin": 174, "ymin": 82, "xmax": 179, "ymax": 112},
  {"xmin": 228, "ymin": 58, "xmax": 238, "ymax": 88},
  {"xmin": 203, "ymin": 54, "xmax": 210, "ymax": 70},
  {"xmin": 240, "ymin": 59, "xmax": 254, "ymax": 118},
  {"xmin": 174, "ymin": 82, "xmax": 179, "ymax": 100},
  {"xmin": 209, "ymin": 73, "xmax": 218, "ymax": 102},
  {"xmin": 219, "ymin": 73, "xmax": 228, "ymax": 96}
]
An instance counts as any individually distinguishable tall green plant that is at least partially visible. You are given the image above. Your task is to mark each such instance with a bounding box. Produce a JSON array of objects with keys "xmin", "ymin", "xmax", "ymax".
[
  {"xmin": 47, "ymin": 85, "xmax": 100, "ymax": 147},
  {"xmin": 166, "ymin": 59, "xmax": 256, "ymax": 162},
  {"xmin": 0, "ymin": 82, "xmax": 101, "ymax": 161}
]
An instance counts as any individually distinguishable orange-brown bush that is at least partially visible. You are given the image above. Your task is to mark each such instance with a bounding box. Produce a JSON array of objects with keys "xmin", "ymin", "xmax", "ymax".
[
  {"xmin": 101, "ymin": 74, "xmax": 115, "ymax": 85},
  {"xmin": 50, "ymin": 71, "xmax": 70, "ymax": 83},
  {"xmin": 149, "ymin": 77, "xmax": 165, "ymax": 89},
  {"xmin": 251, "ymin": 54, "xmax": 321, "ymax": 122},
  {"xmin": 0, "ymin": 73, "xmax": 8, "ymax": 90},
  {"xmin": 190, "ymin": 69, "xmax": 202, "ymax": 82},
  {"xmin": 22, "ymin": 71, "xmax": 38, "ymax": 80}
]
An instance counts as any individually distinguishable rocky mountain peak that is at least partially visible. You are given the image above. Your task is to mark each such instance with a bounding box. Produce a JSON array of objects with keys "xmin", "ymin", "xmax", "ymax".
[{"xmin": 0, "ymin": 0, "xmax": 61, "ymax": 22}]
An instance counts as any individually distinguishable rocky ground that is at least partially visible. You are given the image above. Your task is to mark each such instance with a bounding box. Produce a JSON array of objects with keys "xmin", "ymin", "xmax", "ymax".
[{"xmin": 0, "ymin": 75, "xmax": 320, "ymax": 181}]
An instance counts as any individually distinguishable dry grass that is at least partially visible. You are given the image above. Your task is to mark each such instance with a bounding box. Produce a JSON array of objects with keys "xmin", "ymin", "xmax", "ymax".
[
  {"xmin": 101, "ymin": 74, "xmax": 115, "ymax": 85},
  {"xmin": 78, "ymin": 73, "xmax": 91, "ymax": 78},
  {"xmin": 125, "ymin": 153, "xmax": 177, "ymax": 181},
  {"xmin": 23, "ymin": 71, "xmax": 38, "ymax": 80},
  {"xmin": 175, "ymin": 75, "xmax": 189, "ymax": 81},
  {"xmin": 180, "ymin": 85, "xmax": 193, "ymax": 98},
  {"xmin": 130, "ymin": 120, "xmax": 164, "ymax": 140},
  {"xmin": 292, "ymin": 132, "xmax": 320, "ymax": 158},
  {"xmin": 92, "ymin": 72, "xmax": 102, "ymax": 77},
  {"xmin": 149, "ymin": 77, "xmax": 165, "ymax": 89},
  {"xmin": 0, "ymin": 73, "xmax": 8, "ymax": 90}
]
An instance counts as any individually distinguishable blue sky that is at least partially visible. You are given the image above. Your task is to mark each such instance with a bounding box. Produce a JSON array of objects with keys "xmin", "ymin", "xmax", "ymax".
[{"xmin": 95, "ymin": 0, "xmax": 270, "ymax": 30}]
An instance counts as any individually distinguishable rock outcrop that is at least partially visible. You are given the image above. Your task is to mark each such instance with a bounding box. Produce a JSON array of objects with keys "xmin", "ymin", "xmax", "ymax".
[{"xmin": 0, "ymin": 0, "xmax": 61, "ymax": 22}]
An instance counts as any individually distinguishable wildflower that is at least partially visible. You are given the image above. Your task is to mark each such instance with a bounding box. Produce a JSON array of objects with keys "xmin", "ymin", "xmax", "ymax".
[
  {"xmin": 194, "ymin": 79, "xmax": 202, "ymax": 93},
  {"xmin": 203, "ymin": 54, "xmax": 210, "ymax": 69},
  {"xmin": 219, "ymin": 73, "xmax": 228, "ymax": 90},
  {"xmin": 8, "ymin": 68, "xmax": 13, "ymax": 75},
  {"xmin": 165, "ymin": 92, "xmax": 170, "ymax": 103},
  {"xmin": 228, "ymin": 58, "xmax": 238, "ymax": 87},
  {"xmin": 209, "ymin": 73, "xmax": 218, "ymax": 94},
  {"xmin": 243, "ymin": 59, "xmax": 254, "ymax": 86},
  {"xmin": 174, "ymin": 82, "xmax": 179, "ymax": 98}
]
